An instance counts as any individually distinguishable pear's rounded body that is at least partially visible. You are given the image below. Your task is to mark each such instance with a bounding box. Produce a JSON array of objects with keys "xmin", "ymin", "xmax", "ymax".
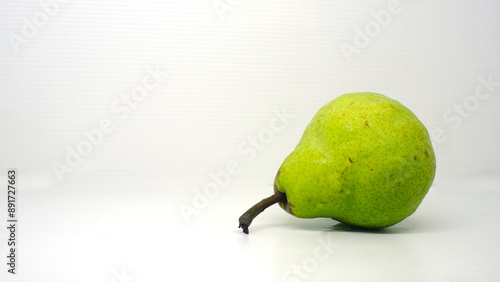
[{"xmin": 274, "ymin": 92, "xmax": 436, "ymax": 228}]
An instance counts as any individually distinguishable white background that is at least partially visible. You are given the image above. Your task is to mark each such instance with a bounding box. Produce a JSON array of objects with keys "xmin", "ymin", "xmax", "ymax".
[{"xmin": 1, "ymin": 1, "xmax": 499, "ymax": 281}]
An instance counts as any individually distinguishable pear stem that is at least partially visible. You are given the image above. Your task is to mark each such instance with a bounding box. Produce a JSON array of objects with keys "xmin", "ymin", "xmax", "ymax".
[{"xmin": 238, "ymin": 191, "xmax": 287, "ymax": 234}]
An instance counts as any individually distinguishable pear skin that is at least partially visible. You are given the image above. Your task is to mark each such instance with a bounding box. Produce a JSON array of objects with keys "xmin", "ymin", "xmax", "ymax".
[{"xmin": 239, "ymin": 92, "xmax": 436, "ymax": 234}]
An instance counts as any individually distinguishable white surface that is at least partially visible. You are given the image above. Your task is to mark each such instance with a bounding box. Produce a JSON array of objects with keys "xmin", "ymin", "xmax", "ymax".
[
  {"xmin": 1, "ymin": 1, "xmax": 500, "ymax": 281},
  {"xmin": 0, "ymin": 176, "xmax": 499, "ymax": 281}
]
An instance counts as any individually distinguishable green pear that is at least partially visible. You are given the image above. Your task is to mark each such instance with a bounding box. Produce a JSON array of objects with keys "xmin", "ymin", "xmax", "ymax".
[{"xmin": 239, "ymin": 92, "xmax": 436, "ymax": 234}]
